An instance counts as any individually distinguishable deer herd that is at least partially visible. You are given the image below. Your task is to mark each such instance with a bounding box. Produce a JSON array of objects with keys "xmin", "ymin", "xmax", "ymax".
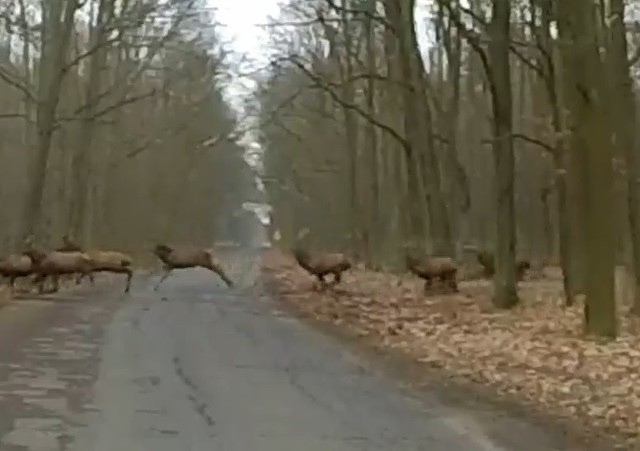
[
  {"xmin": 0, "ymin": 235, "xmax": 236, "ymax": 296},
  {"xmin": 291, "ymin": 244, "xmax": 531, "ymax": 294},
  {"xmin": 0, "ymin": 230, "xmax": 529, "ymax": 298}
]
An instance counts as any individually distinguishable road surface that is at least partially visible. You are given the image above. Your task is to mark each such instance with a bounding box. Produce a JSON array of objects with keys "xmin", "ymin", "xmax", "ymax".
[{"xmin": 0, "ymin": 249, "xmax": 610, "ymax": 451}]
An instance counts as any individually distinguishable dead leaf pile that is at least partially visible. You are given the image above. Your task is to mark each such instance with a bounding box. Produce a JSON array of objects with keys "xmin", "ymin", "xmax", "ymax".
[{"xmin": 262, "ymin": 249, "xmax": 640, "ymax": 444}]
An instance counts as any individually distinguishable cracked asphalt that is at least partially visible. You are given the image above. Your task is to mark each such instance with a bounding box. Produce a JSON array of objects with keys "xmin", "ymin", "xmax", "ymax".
[{"xmin": 0, "ymin": 247, "xmax": 613, "ymax": 450}]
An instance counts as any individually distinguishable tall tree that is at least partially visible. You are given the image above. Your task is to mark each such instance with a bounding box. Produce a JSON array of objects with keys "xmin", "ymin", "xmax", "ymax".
[
  {"xmin": 487, "ymin": 0, "xmax": 517, "ymax": 308},
  {"xmin": 557, "ymin": 0, "xmax": 616, "ymax": 336}
]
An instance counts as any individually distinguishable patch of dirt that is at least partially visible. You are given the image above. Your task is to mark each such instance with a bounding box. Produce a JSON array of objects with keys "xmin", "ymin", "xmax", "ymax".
[{"xmin": 261, "ymin": 249, "xmax": 633, "ymax": 449}]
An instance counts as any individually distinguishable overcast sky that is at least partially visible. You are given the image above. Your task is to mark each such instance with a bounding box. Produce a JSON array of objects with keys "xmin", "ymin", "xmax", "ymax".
[
  {"xmin": 214, "ymin": 0, "xmax": 279, "ymax": 62},
  {"xmin": 213, "ymin": 0, "xmax": 279, "ymax": 112}
]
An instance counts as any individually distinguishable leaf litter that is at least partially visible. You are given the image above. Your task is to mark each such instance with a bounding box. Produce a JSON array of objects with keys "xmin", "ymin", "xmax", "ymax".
[{"xmin": 262, "ymin": 249, "xmax": 640, "ymax": 446}]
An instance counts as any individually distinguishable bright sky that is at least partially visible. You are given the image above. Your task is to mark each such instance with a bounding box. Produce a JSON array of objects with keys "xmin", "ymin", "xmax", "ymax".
[
  {"xmin": 214, "ymin": 0, "xmax": 280, "ymax": 115},
  {"xmin": 214, "ymin": 0, "xmax": 279, "ymax": 60}
]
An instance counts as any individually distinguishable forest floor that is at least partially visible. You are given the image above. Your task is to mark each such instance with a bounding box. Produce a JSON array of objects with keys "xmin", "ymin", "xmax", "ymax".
[{"xmin": 261, "ymin": 248, "xmax": 640, "ymax": 448}]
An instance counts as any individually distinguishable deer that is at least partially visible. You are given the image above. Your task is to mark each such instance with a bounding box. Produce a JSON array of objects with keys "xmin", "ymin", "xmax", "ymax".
[{"xmin": 152, "ymin": 244, "xmax": 234, "ymax": 291}]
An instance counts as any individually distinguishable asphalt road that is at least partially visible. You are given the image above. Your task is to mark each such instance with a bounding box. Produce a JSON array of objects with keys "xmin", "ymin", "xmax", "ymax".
[{"xmin": 0, "ymin": 249, "xmax": 611, "ymax": 451}]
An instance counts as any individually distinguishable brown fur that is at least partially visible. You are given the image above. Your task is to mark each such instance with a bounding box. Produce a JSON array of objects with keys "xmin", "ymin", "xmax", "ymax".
[
  {"xmin": 84, "ymin": 250, "xmax": 133, "ymax": 293},
  {"xmin": 516, "ymin": 260, "xmax": 532, "ymax": 280},
  {"xmin": 292, "ymin": 248, "xmax": 352, "ymax": 288},
  {"xmin": 152, "ymin": 244, "xmax": 233, "ymax": 290},
  {"xmin": 405, "ymin": 255, "xmax": 458, "ymax": 292},
  {"xmin": 0, "ymin": 254, "xmax": 35, "ymax": 292},
  {"xmin": 476, "ymin": 250, "xmax": 495, "ymax": 278},
  {"xmin": 23, "ymin": 249, "xmax": 93, "ymax": 293},
  {"xmin": 54, "ymin": 235, "xmax": 84, "ymax": 285},
  {"xmin": 476, "ymin": 250, "xmax": 530, "ymax": 281}
]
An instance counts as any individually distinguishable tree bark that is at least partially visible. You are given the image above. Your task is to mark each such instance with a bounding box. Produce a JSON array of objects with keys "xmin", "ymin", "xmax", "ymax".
[
  {"xmin": 488, "ymin": 0, "xmax": 518, "ymax": 308},
  {"xmin": 557, "ymin": 0, "xmax": 616, "ymax": 337},
  {"xmin": 609, "ymin": 0, "xmax": 640, "ymax": 314},
  {"xmin": 70, "ymin": 0, "xmax": 112, "ymax": 245},
  {"xmin": 22, "ymin": 0, "xmax": 80, "ymax": 241}
]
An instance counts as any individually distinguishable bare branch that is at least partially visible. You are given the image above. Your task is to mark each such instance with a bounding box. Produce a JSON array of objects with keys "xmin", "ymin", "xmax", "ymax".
[
  {"xmin": 0, "ymin": 112, "xmax": 26, "ymax": 119},
  {"xmin": 481, "ymin": 133, "xmax": 555, "ymax": 154},
  {"xmin": 273, "ymin": 55, "xmax": 409, "ymax": 147},
  {"xmin": 57, "ymin": 89, "xmax": 157, "ymax": 127},
  {"xmin": 63, "ymin": 33, "xmax": 123, "ymax": 73},
  {"xmin": 438, "ymin": 0, "xmax": 493, "ymax": 85},
  {"xmin": 0, "ymin": 65, "xmax": 36, "ymax": 101},
  {"xmin": 72, "ymin": 6, "xmax": 191, "ymax": 117},
  {"xmin": 322, "ymin": 0, "xmax": 395, "ymax": 31},
  {"xmin": 512, "ymin": 133, "xmax": 556, "ymax": 154},
  {"xmin": 509, "ymin": 44, "xmax": 545, "ymax": 78},
  {"xmin": 87, "ymin": 89, "xmax": 158, "ymax": 121}
]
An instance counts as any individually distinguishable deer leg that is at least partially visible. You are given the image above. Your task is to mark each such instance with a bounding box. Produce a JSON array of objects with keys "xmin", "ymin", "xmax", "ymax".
[
  {"xmin": 124, "ymin": 269, "xmax": 132, "ymax": 293},
  {"xmin": 447, "ymin": 274, "xmax": 458, "ymax": 292},
  {"xmin": 154, "ymin": 266, "xmax": 172, "ymax": 291},
  {"xmin": 332, "ymin": 271, "xmax": 342, "ymax": 286},
  {"xmin": 19, "ymin": 275, "xmax": 30, "ymax": 292},
  {"xmin": 34, "ymin": 273, "xmax": 45, "ymax": 294},
  {"xmin": 12, "ymin": 276, "xmax": 26, "ymax": 294},
  {"xmin": 423, "ymin": 277, "xmax": 433, "ymax": 293},
  {"xmin": 311, "ymin": 275, "xmax": 323, "ymax": 291},
  {"xmin": 207, "ymin": 264, "xmax": 233, "ymax": 288},
  {"xmin": 83, "ymin": 269, "xmax": 95, "ymax": 286},
  {"xmin": 51, "ymin": 275, "xmax": 60, "ymax": 293},
  {"xmin": 23, "ymin": 275, "xmax": 34, "ymax": 292},
  {"xmin": 318, "ymin": 274, "xmax": 330, "ymax": 290},
  {"xmin": 75, "ymin": 271, "xmax": 89, "ymax": 285},
  {"xmin": 39, "ymin": 274, "xmax": 48, "ymax": 293},
  {"xmin": 25, "ymin": 274, "xmax": 35, "ymax": 292}
]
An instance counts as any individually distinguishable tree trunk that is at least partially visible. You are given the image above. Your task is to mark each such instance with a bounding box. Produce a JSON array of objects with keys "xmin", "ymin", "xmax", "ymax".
[
  {"xmin": 488, "ymin": 0, "xmax": 518, "ymax": 308},
  {"xmin": 364, "ymin": 13, "xmax": 379, "ymax": 266},
  {"xmin": 70, "ymin": 0, "xmax": 112, "ymax": 245},
  {"xmin": 383, "ymin": 0, "xmax": 452, "ymax": 255},
  {"xmin": 609, "ymin": 0, "xmax": 640, "ymax": 314},
  {"xmin": 22, "ymin": 0, "xmax": 79, "ymax": 240},
  {"xmin": 558, "ymin": 0, "xmax": 616, "ymax": 337},
  {"xmin": 536, "ymin": 1, "xmax": 578, "ymax": 304}
]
